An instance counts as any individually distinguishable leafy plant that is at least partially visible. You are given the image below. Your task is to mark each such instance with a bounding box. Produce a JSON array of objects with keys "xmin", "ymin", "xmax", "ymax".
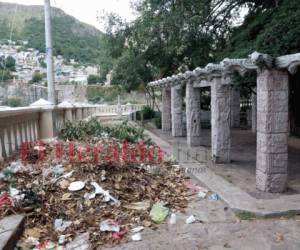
[
  {"xmin": 109, "ymin": 122, "xmax": 145, "ymax": 143},
  {"xmin": 88, "ymin": 75, "xmax": 102, "ymax": 84},
  {"xmin": 237, "ymin": 211, "xmax": 256, "ymax": 220},
  {"xmin": 141, "ymin": 105, "xmax": 155, "ymax": 120},
  {"xmin": 2, "ymin": 97, "xmax": 23, "ymax": 107},
  {"xmin": 60, "ymin": 118, "xmax": 147, "ymax": 143},
  {"xmin": 154, "ymin": 116, "xmax": 162, "ymax": 129}
]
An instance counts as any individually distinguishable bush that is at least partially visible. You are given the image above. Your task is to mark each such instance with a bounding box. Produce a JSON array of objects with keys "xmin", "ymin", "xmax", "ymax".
[
  {"xmin": 88, "ymin": 74, "xmax": 101, "ymax": 84},
  {"xmin": 154, "ymin": 116, "xmax": 161, "ymax": 129},
  {"xmin": 141, "ymin": 105, "xmax": 155, "ymax": 120},
  {"xmin": 31, "ymin": 72, "xmax": 44, "ymax": 83},
  {"xmin": 2, "ymin": 97, "xmax": 23, "ymax": 107},
  {"xmin": 86, "ymin": 85, "xmax": 124, "ymax": 104},
  {"xmin": 60, "ymin": 118, "xmax": 148, "ymax": 143}
]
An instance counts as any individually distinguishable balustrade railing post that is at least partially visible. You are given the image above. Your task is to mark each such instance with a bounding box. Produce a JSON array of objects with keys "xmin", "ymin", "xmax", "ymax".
[
  {"xmin": 31, "ymin": 99, "xmax": 55, "ymax": 141},
  {"xmin": 82, "ymin": 105, "xmax": 88, "ymax": 119},
  {"xmin": 74, "ymin": 103, "xmax": 83, "ymax": 121},
  {"xmin": 58, "ymin": 101, "xmax": 74, "ymax": 122}
]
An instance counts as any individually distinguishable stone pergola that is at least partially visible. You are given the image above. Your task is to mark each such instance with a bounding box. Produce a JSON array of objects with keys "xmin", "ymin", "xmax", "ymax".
[{"xmin": 148, "ymin": 51, "xmax": 300, "ymax": 193}]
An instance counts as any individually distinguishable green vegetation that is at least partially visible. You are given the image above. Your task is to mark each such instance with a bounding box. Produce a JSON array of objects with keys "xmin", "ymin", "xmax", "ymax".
[
  {"xmin": 30, "ymin": 72, "xmax": 44, "ymax": 84},
  {"xmin": 0, "ymin": 56, "xmax": 16, "ymax": 71},
  {"xmin": 0, "ymin": 3, "xmax": 104, "ymax": 64},
  {"xmin": 154, "ymin": 116, "xmax": 162, "ymax": 129},
  {"xmin": 87, "ymin": 85, "xmax": 124, "ymax": 104},
  {"xmin": 140, "ymin": 105, "xmax": 155, "ymax": 120},
  {"xmin": 1, "ymin": 1, "xmax": 299, "ymax": 94},
  {"xmin": 0, "ymin": 70, "xmax": 13, "ymax": 82},
  {"xmin": 88, "ymin": 74, "xmax": 102, "ymax": 84},
  {"xmin": 0, "ymin": 56, "xmax": 15, "ymax": 82},
  {"xmin": 219, "ymin": 0, "xmax": 300, "ymax": 59},
  {"xmin": 99, "ymin": 0, "xmax": 300, "ymax": 93},
  {"xmin": 237, "ymin": 211, "xmax": 256, "ymax": 220},
  {"xmin": 2, "ymin": 97, "xmax": 23, "ymax": 107},
  {"xmin": 60, "ymin": 118, "xmax": 147, "ymax": 144}
]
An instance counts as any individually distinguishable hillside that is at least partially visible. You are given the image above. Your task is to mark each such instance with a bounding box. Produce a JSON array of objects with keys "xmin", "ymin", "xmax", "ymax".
[{"xmin": 0, "ymin": 2, "xmax": 104, "ymax": 64}]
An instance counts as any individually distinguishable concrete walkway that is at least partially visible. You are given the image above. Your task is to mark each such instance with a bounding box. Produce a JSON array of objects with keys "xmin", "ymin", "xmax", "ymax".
[
  {"xmin": 141, "ymin": 125, "xmax": 300, "ymax": 217},
  {"xmin": 0, "ymin": 215, "xmax": 24, "ymax": 250}
]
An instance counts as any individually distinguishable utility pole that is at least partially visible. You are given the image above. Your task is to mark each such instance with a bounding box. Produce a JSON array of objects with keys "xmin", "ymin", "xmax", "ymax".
[{"xmin": 44, "ymin": 0, "xmax": 56, "ymax": 104}]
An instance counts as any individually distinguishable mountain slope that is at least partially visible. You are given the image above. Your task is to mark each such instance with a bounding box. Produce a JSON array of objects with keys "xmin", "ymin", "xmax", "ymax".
[{"xmin": 0, "ymin": 2, "xmax": 103, "ymax": 64}]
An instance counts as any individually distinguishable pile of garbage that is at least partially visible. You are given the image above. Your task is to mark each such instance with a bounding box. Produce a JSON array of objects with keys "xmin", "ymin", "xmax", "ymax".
[{"xmin": 0, "ymin": 138, "xmax": 189, "ymax": 249}]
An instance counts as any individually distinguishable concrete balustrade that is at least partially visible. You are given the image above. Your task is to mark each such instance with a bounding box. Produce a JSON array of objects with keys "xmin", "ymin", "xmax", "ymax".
[
  {"xmin": 58, "ymin": 101, "xmax": 74, "ymax": 122},
  {"xmin": 30, "ymin": 99, "xmax": 55, "ymax": 141},
  {"xmin": 74, "ymin": 103, "xmax": 83, "ymax": 120},
  {"xmin": 0, "ymin": 99, "xmax": 130, "ymax": 159}
]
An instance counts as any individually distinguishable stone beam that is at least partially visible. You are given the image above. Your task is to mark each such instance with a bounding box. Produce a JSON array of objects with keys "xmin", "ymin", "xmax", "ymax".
[
  {"xmin": 205, "ymin": 63, "xmax": 224, "ymax": 80},
  {"xmin": 250, "ymin": 51, "xmax": 273, "ymax": 70},
  {"xmin": 221, "ymin": 58, "xmax": 257, "ymax": 76},
  {"xmin": 193, "ymin": 67, "xmax": 208, "ymax": 80},
  {"xmin": 193, "ymin": 80, "xmax": 211, "ymax": 88},
  {"xmin": 276, "ymin": 53, "xmax": 300, "ymax": 75}
]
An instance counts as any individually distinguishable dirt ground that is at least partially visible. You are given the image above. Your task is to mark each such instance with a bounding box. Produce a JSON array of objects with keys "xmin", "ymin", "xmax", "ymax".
[{"xmin": 106, "ymin": 178, "xmax": 300, "ymax": 250}]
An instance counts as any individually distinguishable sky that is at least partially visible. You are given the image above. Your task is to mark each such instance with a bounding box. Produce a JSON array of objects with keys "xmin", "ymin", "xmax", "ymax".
[{"xmin": 1, "ymin": 0, "xmax": 135, "ymax": 31}]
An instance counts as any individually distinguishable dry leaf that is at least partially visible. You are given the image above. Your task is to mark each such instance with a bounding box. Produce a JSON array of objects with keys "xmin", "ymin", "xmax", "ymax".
[{"xmin": 62, "ymin": 193, "xmax": 72, "ymax": 201}]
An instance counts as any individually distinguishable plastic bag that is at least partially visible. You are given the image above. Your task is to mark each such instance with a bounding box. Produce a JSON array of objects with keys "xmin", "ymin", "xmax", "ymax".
[{"xmin": 149, "ymin": 202, "xmax": 169, "ymax": 223}]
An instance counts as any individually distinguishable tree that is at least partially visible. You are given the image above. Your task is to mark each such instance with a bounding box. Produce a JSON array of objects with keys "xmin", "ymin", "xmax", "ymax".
[
  {"xmin": 0, "ymin": 70, "xmax": 13, "ymax": 82},
  {"xmin": 38, "ymin": 58, "xmax": 47, "ymax": 68},
  {"xmin": 88, "ymin": 74, "xmax": 101, "ymax": 84},
  {"xmin": 99, "ymin": 0, "xmax": 290, "ymax": 93},
  {"xmin": 111, "ymin": 50, "xmax": 151, "ymax": 92},
  {"xmin": 0, "ymin": 56, "xmax": 16, "ymax": 72},
  {"xmin": 5, "ymin": 56, "xmax": 16, "ymax": 71},
  {"xmin": 31, "ymin": 72, "xmax": 44, "ymax": 84}
]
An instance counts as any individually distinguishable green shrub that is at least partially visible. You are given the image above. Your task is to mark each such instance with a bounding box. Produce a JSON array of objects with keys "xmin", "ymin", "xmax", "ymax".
[
  {"xmin": 2, "ymin": 97, "xmax": 23, "ymax": 107},
  {"xmin": 86, "ymin": 85, "xmax": 124, "ymax": 104},
  {"xmin": 88, "ymin": 75, "xmax": 101, "ymax": 84},
  {"xmin": 141, "ymin": 106, "xmax": 155, "ymax": 120},
  {"xmin": 154, "ymin": 116, "xmax": 161, "ymax": 129},
  {"xmin": 60, "ymin": 118, "xmax": 148, "ymax": 143}
]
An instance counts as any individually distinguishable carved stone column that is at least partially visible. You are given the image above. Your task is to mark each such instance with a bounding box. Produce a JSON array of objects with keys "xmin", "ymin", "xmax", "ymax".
[
  {"xmin": 210, "ymin": 77, "xmax": 231, "ymax": 163},
  {"xmin": 186, "ymin": 79, "xmax": 201, "ymax": 146},
  {"xmin": 171, "ymin": 85, "xmax": 184, "ymax": 137},
  {"xmin": 161, "ymin": 87, "xmax": 172, "ymax": 132},
  {"xmin": 256, "ymin": 69, "xmax": 289, "ymax": 192},
  {"xmin": 230, "ymin": 87, "xmax": 240, "ymax": 128},
  {"xmin": 251, "ymin": 88, "xmax": 257, "ymax": 133}
]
